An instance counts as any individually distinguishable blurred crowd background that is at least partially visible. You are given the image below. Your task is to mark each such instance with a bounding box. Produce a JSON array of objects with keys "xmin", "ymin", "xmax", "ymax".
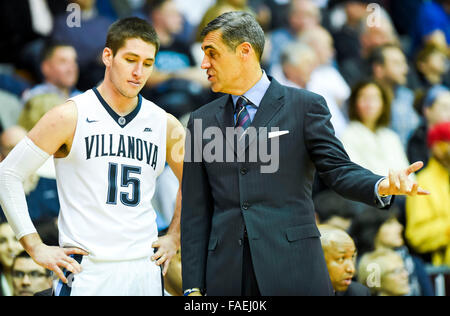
[{"xmin": 0, "ymin": 0, "xmax": 449, "ymax": 296}]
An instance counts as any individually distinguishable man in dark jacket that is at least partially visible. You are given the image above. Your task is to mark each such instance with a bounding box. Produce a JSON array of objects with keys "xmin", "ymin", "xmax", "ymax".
[{"xmin": 181, "ymin": 11, "xmax": 428, "ymax": 296}]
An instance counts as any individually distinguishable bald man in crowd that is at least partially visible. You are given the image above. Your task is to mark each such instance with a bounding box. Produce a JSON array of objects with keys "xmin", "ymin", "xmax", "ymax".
[{"xmin": 319, "ymin": 225, "xmax": 371, "ymax": 296}]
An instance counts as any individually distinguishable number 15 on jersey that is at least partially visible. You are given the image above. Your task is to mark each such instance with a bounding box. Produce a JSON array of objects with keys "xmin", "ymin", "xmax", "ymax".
[{"xmin": 107, "ymin": 163, "xmax": 141, "ymax": 207}]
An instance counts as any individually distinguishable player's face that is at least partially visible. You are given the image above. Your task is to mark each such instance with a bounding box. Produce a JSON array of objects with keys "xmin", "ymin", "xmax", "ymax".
[
  {"xmin": 107, "ymin": 38, "xmax": 156, "ymax": 98},
  {"xmin": 201, "ymin": 30, "xmax": 243, "ymax": 94}
]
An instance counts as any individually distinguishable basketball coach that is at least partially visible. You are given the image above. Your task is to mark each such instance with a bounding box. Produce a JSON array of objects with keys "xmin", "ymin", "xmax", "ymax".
[{"xmin": 180, "ymin": 12, "xmax": 428, "ymax": 296}]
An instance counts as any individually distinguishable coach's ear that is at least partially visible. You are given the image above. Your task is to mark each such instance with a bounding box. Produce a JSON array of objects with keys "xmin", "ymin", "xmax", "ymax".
[{"xmin": 102, "ymin": 47, "xmax": 114, "ymax": 68}]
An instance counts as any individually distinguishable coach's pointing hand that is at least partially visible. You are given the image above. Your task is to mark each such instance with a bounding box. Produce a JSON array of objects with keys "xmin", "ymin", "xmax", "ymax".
[{"xmin": 378, "ymin": 161, "xmax": 430, "ymax": 197}]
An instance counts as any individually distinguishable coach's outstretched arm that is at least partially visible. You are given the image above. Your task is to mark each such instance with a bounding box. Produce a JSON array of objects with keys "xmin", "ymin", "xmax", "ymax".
[
  {"xmin": 0, "ymin": 101, "xmax": 88, "ymax": 283},
  {"xmin": 151, "ymin": 113, "xmax": 185, "ymax": 276}
]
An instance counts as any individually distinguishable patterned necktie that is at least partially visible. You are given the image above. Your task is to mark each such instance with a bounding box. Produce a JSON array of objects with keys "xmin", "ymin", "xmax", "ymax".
[{"xmin": 235, "ymin": 96, "xmax": 252, "ymax": 130}]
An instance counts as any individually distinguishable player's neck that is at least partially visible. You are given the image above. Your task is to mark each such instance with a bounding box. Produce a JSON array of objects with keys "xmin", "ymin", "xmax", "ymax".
[{"xmin": 96, "ymin": 81, "xmax": 139, "ymax": 116}]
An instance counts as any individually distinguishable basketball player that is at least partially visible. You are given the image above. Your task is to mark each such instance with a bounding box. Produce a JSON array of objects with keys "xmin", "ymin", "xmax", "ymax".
[{"xmin": 0, "ymin": 18, "xmax": 185, "ymax": 295}]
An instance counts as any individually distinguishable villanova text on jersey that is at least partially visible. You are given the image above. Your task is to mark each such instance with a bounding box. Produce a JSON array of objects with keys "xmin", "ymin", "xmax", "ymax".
[{"xmin": 84, "ymin": 133, "xmax": 159, "ymax": 170}]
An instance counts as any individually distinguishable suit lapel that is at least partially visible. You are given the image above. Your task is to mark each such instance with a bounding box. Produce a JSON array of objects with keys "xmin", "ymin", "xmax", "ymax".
[
  {"xmin": 242, "ymin": 79, "xmax": 285, "ymax": 153},
  {"xmin": 215, "ymin": 95, "xmax": 238, "ymax": 156},
  {"xmin": 214, "ymin": 79, "xmax": 286, "ymax": 157}
]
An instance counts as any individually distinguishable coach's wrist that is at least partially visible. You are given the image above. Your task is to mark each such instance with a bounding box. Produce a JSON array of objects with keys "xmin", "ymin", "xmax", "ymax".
[{"xmin": 184, "ymin": 288, "xmax": 202, "ymax": 296}]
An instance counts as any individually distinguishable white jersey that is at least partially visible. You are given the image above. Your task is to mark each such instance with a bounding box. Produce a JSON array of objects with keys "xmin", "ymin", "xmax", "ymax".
[{"xmin": 54, "ymin": 88, "xmax": 167, "ymax": 261}]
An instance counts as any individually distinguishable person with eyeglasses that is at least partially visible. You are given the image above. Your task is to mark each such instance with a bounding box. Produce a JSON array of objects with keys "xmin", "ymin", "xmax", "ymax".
[
  {"xmin": 0, "ymin": 221, "xmax": 24, "ymax": 296},
  {"xmin": 357, "ymin": 248, "xmax": 410, "ymax": 296},
  {"xmin": 11, "ymin": 251, "xmax": 53, "ymax": 296}
]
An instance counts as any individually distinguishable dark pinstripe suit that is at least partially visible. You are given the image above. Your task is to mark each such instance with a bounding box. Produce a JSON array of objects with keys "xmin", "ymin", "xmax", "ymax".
[{"xmin": 181, "ymin": 78, "xmax": 384, "ymax": 296}]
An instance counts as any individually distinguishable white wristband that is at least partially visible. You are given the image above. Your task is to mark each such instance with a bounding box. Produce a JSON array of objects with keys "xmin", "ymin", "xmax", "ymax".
[{"xmin": 0, "ymin": 137, "xmax": 50, "ymax": 239}]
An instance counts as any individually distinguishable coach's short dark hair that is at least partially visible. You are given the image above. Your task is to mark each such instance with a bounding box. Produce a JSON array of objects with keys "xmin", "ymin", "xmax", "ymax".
[
  {"xmin": 200, "ymin": 11, "xmax": 265, "ymax": 61},
  {"xmin": 105, "ymin": 17, "xmax": 160, "ymax": 56}
]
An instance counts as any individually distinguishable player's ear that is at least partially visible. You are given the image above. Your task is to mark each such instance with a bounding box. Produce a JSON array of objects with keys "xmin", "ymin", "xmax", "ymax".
[{"xmin": 102, "ymin": 47, "xmax": 114, "ymax": 67}]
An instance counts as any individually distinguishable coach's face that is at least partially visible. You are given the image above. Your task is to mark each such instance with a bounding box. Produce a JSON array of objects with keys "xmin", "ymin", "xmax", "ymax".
[
  {"xmin": 104, "ymin": 38, "xmax": 156, "ymax": 98},
  {"xmin": 201, "ymin": 30, "xmax": 244, "ymax": 94}
]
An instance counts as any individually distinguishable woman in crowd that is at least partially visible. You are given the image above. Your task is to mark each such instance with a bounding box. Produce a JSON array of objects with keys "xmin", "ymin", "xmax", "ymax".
[{"xmin": 341, "ymin": 80, "xmax": 411, "ymax": 176}]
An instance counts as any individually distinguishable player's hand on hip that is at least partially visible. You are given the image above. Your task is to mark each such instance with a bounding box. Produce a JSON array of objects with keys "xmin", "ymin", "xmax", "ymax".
[
  {"xmin": 29, "ymin": 243, "xmax": 88, "ymax": 283},
  {"xmin": 151, "ymin": 234, "xmax": 178, "ymax": 276},
  {"xmin": 378, "ymin": 161, "xmax": 430, "ymax": 197}
]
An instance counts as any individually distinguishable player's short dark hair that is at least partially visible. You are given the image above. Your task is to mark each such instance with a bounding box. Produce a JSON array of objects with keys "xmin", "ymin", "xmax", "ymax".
[
  {"xmin": 200, "ymin": 11, "xmax": 265, "ymax": 61},
  {"xmin": 105, "ymin": 17, "xmax": 160, "ymax": 56}
]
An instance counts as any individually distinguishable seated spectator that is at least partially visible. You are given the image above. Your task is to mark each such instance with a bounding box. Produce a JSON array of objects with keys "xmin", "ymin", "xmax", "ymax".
[
  {"xmin": 411, "ymin": 0, "xmax": 450, "ymax": 55},
  {"xmin": 358, "ymin": 248, "xmax": 410, "ymax": 296},
  {"xmin": 0, "ymin": 220, "xmax": 24, "ymax": 296},
  {"xmin": 299, "ymin": 26, "xmax": 350, "ymax": 136},
  {"xmin": 330, "ymin": 0, "xmax": 371, "ymax": 66},
  {"xmin": 319, "ymin": 225, "xmax": 371, "ymax": 296},
  {"xmin": 0, "ymin": 90, "xmax": 22, "ymax": 135},
  {"xmin": 339, "ymin": 14, "xmax": 398, "ymax": 89},
  {"xmin": 0, "ymin": 127, "xmax": 59, "ymax": 222},
  {"xmin": 349, "ymin": 207, "xmax": 435, "ymax": 296},
  {"xmin": 314, "ymin": 190, "xmax": 366, "ymax": 232},
  {"xmin": 52, "ymin": 0, "xmax": 115, "ymax": 91},
  {"xmin": 371, "ymin": 44, "xmax": 421, "ymax": 148},
  {"xmin": 144, "ymin": 0, "xmax": 213, "ymax": 117},
  {"xmin": 270, "ymin": 41, "xmax": 318, "ymax": 90},
  {"xmin": 267, "ymin": 0, "xmax": 320, "ymax": 71},
  {"xmin": 0, "ymin": 0, "xmax": 66, "ymax": 76},
  {"xmin": 408, "ymin": 85, "xmax": 450, "ymax": 169},
  {"xmin": 415, "ymin": 43, "xmax": 450, "ymax": 91},
  {"xmin": 300, "ymin": 26, "xmax": 351, "ymax": 110},
  {"xmin": 22, "ymin": 42, "xmax": 81, "ymax": 104},
  {"xmin": 341, "ymin": 80, "xmax": 411, "ymax": 175},
  {"xmin": 196, "ymin": 0, "xmax": 254, "ymax": 43},
  {"xmin": 0, "ymin": 127, "xmax": 29, "ymax": 163},
  {"xmin": 0, "ymin": 74, "xmax": 32, "ymax": 98},
  {"xmin": 11, "ymin": 251, "xmax": 52, "ymax": 296},
  {"xmin": 19, "ymin": 93, "xmax": 64, "ymax": 133},
  {"xmin": 406, "ymin": 122, "xmax": 450, "ymax": 267}
]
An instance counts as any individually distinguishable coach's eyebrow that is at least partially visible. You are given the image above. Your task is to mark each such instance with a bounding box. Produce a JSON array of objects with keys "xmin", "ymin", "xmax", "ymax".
[{"xmin": 202, "ymin": 45, "xmax": 216, "ymax": 52}]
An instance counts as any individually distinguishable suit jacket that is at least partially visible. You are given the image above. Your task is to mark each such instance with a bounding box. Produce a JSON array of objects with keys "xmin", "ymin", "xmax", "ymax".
[{"xmin": 181, "ymin": 78, "xmax": 384, "ymax": 296}]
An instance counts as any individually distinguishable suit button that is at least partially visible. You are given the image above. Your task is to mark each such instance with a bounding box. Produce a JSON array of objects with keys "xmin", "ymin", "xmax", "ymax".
[
  {"xmin": 238, "ymin": 239, "xmax": 243, "ymax": 246},
  {"xmin": 240, "ymin": 168, "xmax": 248, "ymax": 175},
  {"xmin": 242, "ymin": 202, "xmax": 250, "ymax": 210}
]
